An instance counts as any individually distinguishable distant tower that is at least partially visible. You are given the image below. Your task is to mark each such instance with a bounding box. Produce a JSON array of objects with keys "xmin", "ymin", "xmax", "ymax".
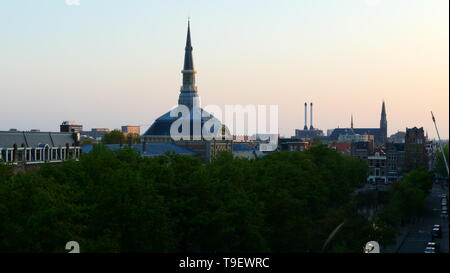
[
  {"xmin": 351, "ymin": 114, "xmax": 354, "ymax": 129},
  {"xmin": 380, "ymin": 101, "xmax": 388, "ymax": 144},
  {"xmin": 309, "ymin": 102, "xmax": 314, "ymax": 130},
  {"xmin": 303, "ymin": 103, "xmax": 308, "ymax": 130}
]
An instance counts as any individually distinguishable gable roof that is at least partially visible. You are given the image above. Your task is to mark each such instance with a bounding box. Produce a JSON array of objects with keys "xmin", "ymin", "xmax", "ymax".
[{"xmin": 0, "ymin": 131, "xmax": 76, "ymax": 148}]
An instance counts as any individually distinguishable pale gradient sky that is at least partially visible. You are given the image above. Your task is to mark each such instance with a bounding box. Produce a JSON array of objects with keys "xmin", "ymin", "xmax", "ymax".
[{"xmin": 0, "ymin": 0, "xmax": 448, "ymax": 138}]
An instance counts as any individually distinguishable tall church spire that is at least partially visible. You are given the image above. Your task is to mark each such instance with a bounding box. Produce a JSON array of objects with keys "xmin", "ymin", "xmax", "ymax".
[
  {"xmin": 351, "ymin": 114, "xmax": 354, "ymax": 129},
  {"xmin": 179, "ymin": 19, "xmax": 199, "ymax": 108},
  {"xmin": 183, "ymin": 19, "xmax": 194, "ymax": 71},
  {"xmin": 380, "ymin": 100, "xmax": 388, "ymax": 144}
]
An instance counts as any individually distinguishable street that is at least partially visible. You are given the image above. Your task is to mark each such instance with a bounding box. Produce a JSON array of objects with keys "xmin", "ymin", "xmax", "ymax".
[{"xmin": 396, "ymin": 182, "xmax": 449, "ymax": 253}]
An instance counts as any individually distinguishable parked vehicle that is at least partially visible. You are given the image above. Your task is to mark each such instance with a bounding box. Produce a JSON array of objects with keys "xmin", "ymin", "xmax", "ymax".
[
  {"xmin": 427, "ymin": 242, "xmax": 440, "ymax": 253},
  {"xmin": 441, "ymin": 210, "xmax": 448, "ymax": 218},
  {"xmin": 431, "ymin": 227, "xmax": 441, "ymax": 239},
  {"xmin": 424, "ymin": 247, "xmax": 436, "ymax": 253},
  {"xmin": 442, "ymin": 199, "xmax": 448, "ymax": 206}
]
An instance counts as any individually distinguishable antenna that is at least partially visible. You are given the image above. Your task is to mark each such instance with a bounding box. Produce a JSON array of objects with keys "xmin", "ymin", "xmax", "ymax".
[{"xmin": 431, "ymin": 111, "xmax": 449, "ymax": 177}]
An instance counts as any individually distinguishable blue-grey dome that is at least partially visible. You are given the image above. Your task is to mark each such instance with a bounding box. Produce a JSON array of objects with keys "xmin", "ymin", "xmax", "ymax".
[{"xmin": 143, "ymin": 107, "xmax": 230, "ymax": 139}]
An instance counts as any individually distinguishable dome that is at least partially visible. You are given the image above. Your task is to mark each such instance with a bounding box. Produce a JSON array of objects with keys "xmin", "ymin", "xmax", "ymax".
[{"xmin": 143, "ymin": 107, "xmax": 231, "ymax": 140}]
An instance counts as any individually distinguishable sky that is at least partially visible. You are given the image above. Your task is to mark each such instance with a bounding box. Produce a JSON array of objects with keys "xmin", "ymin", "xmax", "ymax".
[{"xmin": 0, "ymin": 0, "xmax": 448, "ymax": 139}]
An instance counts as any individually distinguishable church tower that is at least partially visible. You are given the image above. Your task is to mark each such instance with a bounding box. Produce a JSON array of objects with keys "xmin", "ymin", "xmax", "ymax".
[
  {"xmin": 380, "ymin": 101, "xmax": 388, "ymax": 144},
  {"xmin": 178, "ymin": 20, "xmax": 199, "ymax": 108},
  {"xmin": 351, "ymin": 114, "xmax": 354, "ymax": 129}
]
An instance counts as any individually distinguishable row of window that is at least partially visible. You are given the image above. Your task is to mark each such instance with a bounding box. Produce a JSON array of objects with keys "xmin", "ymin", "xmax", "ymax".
[
  {"xmin": 369, "ymin": 160, "xmax": 385, "ymax": 167},
  {"xmin": 369, "ymin": 168, "xmax": 386, "ymax": 177},
  {"xmin": 0, "ymin": 146, "xmax": 81, "ymax": 164}
]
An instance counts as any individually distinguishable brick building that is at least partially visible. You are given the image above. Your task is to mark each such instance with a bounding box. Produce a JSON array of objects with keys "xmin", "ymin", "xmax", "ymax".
[{"xmin": 404, "ymin": 127, "xmax": 428, "ymax": 172}]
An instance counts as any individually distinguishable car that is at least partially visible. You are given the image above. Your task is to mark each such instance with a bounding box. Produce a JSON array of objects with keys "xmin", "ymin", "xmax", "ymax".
[
  {"xmin": 427, "ymin": 242, "xmax": 440, "ymax": 253},
  {"xmin": 441, "ymin": 210, "xmax": 448, "ymax": 218},
  {"xmin": 434, "ymin": 224, "xmax": 441, "ymax": 231},
  {"xmin": 424, "ymin": 247, "xmax": 436, "ymax": 253},
  {"xmin": 441, "ymin": 194, "xmax": 448, "ymax": 200},
  {"xmin": 442, "ymin": 205, "xmax": 448, "ymax": 211},
  {"xmin": 442, "ymin": 199, "xmax": 448, "ymax": 206},
  {"xmin": 431, "ymin": 227, "xmax": 442, "ymax": 239}
]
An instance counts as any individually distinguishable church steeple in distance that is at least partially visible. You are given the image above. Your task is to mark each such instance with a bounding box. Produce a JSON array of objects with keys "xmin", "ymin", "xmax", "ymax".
[
  {"xmin": 351, "ymin": 114, "xmax": 354, "ymax": 129},
  {"xmin": 380, "ymin": 101, "xmax": 388, "ymax": 144},
  {"xmin": 178, "ymin": 19, "xmax": 199, "ymax": 108}
]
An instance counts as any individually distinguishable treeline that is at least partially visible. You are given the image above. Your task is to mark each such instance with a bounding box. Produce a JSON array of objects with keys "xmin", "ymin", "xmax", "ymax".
[
  {"xmin": 375, "ymin": 168, "xmax": 433, "ymax": 239},
  {"xmin": 0, "ymin": 145, "xmax": 422, "ymax": 253},
  {"xmin": 435, "ymin": 143, "xmax": 449, "ymax": 177}
]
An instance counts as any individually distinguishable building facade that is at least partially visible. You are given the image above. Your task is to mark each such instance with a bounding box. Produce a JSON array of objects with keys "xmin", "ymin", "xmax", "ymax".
[
  {"xmin": 389, "ymin": 131, "xmax": 406, "ymax": 143},
  {"xmin": 350, "ymin": 140, "xmax": 374, "ymax": 161},
  {"xmin": 367, "ymin": 150, "xmax": 388, "ymax": 184},
  {"xmin": 385, "ymin": 142, "xmax": 405, "ymax": 182},
  {"xmin": 60, "ymin": 121, "xmax": 83, "ymax": 133},
  {"xmin": 81, "ymin": 128, "xmax": 111, "ymax": 142},
  {"xmin": 0, "ymin": 130, "xmax": 81, "ymax": 165},
  {"xmin": 404, "ymin": 127, "xmax": 428, "ymax": 172},
  {"xmin": 337, "ymin": 133, "xmax": 374, "ymax": 143},
  {"xmin": 328, "ymin": 101, "xmax": 388, "ymax": 146},
  {"xmin": 278, "ymin": 138, "xmax": 310, "ymax": 152},
  {"xmin": 121, "ymin": 125, "xmax": 140, "ymax": 137}
]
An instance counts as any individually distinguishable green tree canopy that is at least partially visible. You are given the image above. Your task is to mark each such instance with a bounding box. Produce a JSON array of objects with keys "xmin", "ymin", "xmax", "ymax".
[
  {"xmin": 435, "ymin": 143, "xmax": 449, "ymax": 177},
  {"xmin": 0, "ymin": 145, "xmax": 382, "ymax": 253},
  {"xmin": 101, "ymin": 129, "xmax": 126, "ymax": 145}
]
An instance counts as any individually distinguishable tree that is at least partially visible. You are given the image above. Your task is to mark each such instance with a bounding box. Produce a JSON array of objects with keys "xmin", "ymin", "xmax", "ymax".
[
  {"xmin": 0, "ymin": 145, "xmax": 376, "ymax": 253},
  {"xmin": 0, "ymin": 162, "xmax": 13, "ymax": 183},
  {"xmin": 80, "ymin": 138, "xmax": 94, "ymax": 146},
  {"xmin": 311, "ymin": 136, "xmax": 322, "ymax": 147},
  {"xmin": 435, "ymin": 143, "xmax": 449, "ymax": 177},
  {"xmin": 126, "ymin": 133, "xmax": 141, "ymax": 144},
  {"xmin": 376, "ymin": 168, "xmax": 432, "ymax": 235},
  {"xmin": 102, "ymin": 130, "xmax": 126, "ymax": 145}
]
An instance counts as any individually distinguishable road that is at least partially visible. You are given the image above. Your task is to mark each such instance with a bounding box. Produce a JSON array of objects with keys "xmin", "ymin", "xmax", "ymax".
[{"xmin": 396, "ymin": 182, "xmax": 448, "ymax": 253}]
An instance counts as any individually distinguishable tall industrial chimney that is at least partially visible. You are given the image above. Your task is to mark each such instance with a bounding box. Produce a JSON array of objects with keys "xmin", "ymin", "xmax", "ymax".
[
  {"xmin": 310, "ymin": 103, "xmax": 314, "ymax": 130},
  {"xmin": 303, "ymin": 103, "xmax": 308, "ymax": 130}
]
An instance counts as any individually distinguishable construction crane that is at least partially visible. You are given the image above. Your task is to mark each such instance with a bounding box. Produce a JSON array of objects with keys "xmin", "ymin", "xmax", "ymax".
[{"xmin": 431, "ymin": 111, "xmax": 449, "ymax": 177}]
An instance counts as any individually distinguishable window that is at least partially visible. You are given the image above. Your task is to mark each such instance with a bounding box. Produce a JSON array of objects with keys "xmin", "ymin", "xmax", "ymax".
[{"xmin": 35, "ymin": 150, "xmax": 39, "ymax": 161}]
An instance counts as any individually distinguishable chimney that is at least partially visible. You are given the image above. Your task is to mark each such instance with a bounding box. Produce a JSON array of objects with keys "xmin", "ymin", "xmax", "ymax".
[
  {"xmin": 310, "ymin": 102, "xmax": 314, "ymax": 130},
  {"xmin": 303, "ymin": 103, "xmax": 308, "ymax": 130}
]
